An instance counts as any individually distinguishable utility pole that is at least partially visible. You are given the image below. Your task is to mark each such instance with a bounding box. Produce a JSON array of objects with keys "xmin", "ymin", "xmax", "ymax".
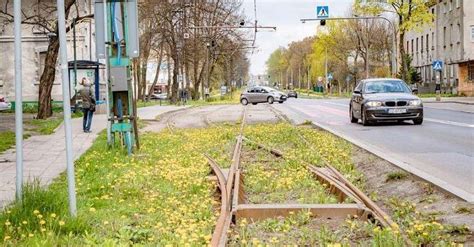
[
  {"xmin": 57, "ymin": 0, "xmax": 77, "ymax": 216},
  {"xmin": 325, "ymin": 46, "xmax": 328, "ymax": 92},
  {"xmin": 13, "ymin": 0, "xmax": 23, "ymax": 201},
  {"xmin": 365, "ymin": 19, "xmax": 369, "ymax": 79}
]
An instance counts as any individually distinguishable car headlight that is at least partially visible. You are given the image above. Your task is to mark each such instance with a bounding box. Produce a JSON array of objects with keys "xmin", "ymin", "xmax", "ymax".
[
  {"xmin": 366, "ymin": 101, "xmax": 382, "ymax": 107},
  {"xmin": 409, "ymin": 99, "xmax": 422, "ymax": 106}
]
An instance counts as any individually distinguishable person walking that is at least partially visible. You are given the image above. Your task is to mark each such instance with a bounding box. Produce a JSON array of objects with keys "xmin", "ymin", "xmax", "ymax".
[{"xmin": 78, "ymin": 78, "xmax": 95, "ymax": 133}]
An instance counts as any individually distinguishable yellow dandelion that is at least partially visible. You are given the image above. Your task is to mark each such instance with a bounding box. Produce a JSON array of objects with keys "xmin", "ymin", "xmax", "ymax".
[
  {"xmin": 4, "ymin": 221, "xmax": 11, "ymax": 226},
  {"xmin": 103, "ymin": 221, "xmax": 109, "ymax": 225},
  {"xmin": 22, "ymin": 221, "xmax": 28, "ymax": 225},
  {"xmin": 89, "ymin": 207, "xmax": 96, "ymax": 212},
  {"xmin": 28, "ymin": 233, "xmax": 34, "ymax": 237},
  {"xmin": 33, "ymin": 210, "xmax": 40, "ymax": 215},
  {"xmin": 39, "ymin": 220, "xmax": 46, "ymax": 225},
  {"xmin": 4, "ymin": 236, "xmax": 11, "ymax": 241},
  {"xmin": 59, "ymin": 221, "xmax": 65, "ymax": 226},
  {"xmin": 50, "ymin": 213, "xmax": 56, "ymax": 218}
]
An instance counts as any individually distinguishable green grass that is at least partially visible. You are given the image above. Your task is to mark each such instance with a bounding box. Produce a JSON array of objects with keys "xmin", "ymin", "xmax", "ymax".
[
  {"xmin": 386, "ymin": 171, "xmax": 408, "ymax": 182},
  {"xmin": 4, "ymin": 102, "xmax": 63, "ymax": 114},
  {"xmin": 0, "ymin": 125, "xmax": 241, "ymax": 245},
  {"xmin": 417, "ymin": 93, "xmax": 458, "ymax": 98},
  {"xmin": 189, "ymin": 93, "xmax": 240, "ymax": 106},
  {"xmin": 136, "ymin": 100, "xmax": 169, "ymax": 108},
  {"xmin": 0, "ymin": 131, "xmax": 16, "ymax": 153},
  {"xmin": 29, "ymin": 118, "xmax": 63, "ymax": 135},
  {"xmin": 295, "ymin": 89, "xmax": 351, "ymax": 99}
]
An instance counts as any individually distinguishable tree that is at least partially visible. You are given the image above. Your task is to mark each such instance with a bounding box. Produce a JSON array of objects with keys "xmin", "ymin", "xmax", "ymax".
[
  {"xmin": 0, "ymin": 0, "xmax": 93, "ymax": 119},
  {"xmin": 355, "ymin": 0, "xmax": 433, "ymax": 80}
]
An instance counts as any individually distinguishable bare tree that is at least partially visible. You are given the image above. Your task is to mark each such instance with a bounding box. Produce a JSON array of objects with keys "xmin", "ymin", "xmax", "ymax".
[{"xmin": 0, "ymin": 0, "xmax": 93, "ymax": 119}]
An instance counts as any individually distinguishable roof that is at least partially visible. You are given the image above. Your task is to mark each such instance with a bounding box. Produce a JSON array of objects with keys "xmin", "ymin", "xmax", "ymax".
[{"xmin": 68, "ymin": 60, "xmax": 105, "ymax": 69}]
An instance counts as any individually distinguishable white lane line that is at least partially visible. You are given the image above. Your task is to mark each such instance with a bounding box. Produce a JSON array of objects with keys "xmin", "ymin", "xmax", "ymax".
[{"xmin": 424, "ymin": 118, "xmax": 474, "ymax": 128}]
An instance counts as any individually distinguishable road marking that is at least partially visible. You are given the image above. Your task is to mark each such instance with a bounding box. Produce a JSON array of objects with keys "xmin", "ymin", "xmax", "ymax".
[{"xmin": 424, "ymin": 118, "xmax": 474, "ymax": 128}]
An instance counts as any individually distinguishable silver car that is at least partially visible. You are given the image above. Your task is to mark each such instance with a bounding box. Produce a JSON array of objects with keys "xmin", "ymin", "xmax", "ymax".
[
  {"xmin": 0, "ymin": 95, "xmax": 11, "ymax": 111},
  {"xmin": 240, "ymin": 86, "xmax": 287, "ymax": 105}
]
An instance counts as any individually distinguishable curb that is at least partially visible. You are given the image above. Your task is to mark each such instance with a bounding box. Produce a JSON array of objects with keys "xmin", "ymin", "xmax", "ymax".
[
  {"xmin": 310, "ymin": 121, "xmax": 474, "ymax": 203},
  {"xmin": 423, "ymin": 100, "xmax": 474, "ymax": 105}
]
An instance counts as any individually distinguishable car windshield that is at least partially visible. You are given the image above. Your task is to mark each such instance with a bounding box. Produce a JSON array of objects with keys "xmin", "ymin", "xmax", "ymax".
[{"xmin": 364, "ymin": 80, "xmax": 410, "ymax": 94}]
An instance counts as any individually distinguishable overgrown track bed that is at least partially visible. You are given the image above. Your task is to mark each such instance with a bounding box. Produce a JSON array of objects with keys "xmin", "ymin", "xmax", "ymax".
[{"xmin": 208, "ymin": 121, "xmax": 471, "ymax": 246}]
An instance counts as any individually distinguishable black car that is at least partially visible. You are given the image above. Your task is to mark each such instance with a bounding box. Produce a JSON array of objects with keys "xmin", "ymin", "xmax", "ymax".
[
  {"xmin": 349, "ymin": 78, "xmax": 423, "ymax": 126},
  {"xmin": 287, "ymin": 90, "xmax": 298, "ymax": 98}
]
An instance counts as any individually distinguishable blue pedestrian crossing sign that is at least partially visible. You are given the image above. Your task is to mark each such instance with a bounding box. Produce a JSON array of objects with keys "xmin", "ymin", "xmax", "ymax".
[
  {"xmin": 327, "ymin": 73, "xmax": 333, "ymax": 80},
  {"xmin": 432, "ymin": 60, "xmax": 443, "ymax": 71},
  {"xmin": 317, "ymin": 6, "xmax": 329, "ymax": 18}
]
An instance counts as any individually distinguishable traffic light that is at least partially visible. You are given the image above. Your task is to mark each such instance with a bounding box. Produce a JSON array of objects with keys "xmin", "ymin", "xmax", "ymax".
[{"xmin": 320, "ymin": 20, "xmax": 326, "ymax": 26}]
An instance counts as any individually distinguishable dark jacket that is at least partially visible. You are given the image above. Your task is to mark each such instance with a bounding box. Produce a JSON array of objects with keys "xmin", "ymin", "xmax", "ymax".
[{"xmin": 79, "ymin": 86, "xmax": 95, "ymax": 109}]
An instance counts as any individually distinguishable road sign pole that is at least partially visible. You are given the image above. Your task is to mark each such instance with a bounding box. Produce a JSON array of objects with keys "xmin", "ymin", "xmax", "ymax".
[
  {"xmin": 13, "ymin": 0, "xmax": 23, "ymax": 202},
  {"xmin": 57, "ymin": 0, "xmax": 77, "ymax": 217}
]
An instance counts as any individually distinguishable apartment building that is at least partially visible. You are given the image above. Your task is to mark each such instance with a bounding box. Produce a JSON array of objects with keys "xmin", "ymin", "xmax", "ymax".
[
  {"xmin": 404, "ymin": 0, "xmax": 474, "ymax": 96},
  {"xmin": 0, "ymin": 0, "xmax": 97, "ymax": 102}
]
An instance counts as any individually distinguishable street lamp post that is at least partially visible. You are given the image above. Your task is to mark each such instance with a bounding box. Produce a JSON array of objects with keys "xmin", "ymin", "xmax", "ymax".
[{"xmin": 301, "ymin": 16, "xmax": 398, "ymax": 77}]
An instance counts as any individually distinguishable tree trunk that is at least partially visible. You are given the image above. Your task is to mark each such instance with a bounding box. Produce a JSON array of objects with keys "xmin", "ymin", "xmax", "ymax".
[
  {"xmin": 146, "ymin": 44, "xmax": 164, "ymax": 101},
  {"xmin": 36, "ymin": 0, "xmax": 76, "ymax": 119},
  {"xmin": 399, "ymin": 30, "xmax": 408, "ymax": 81},
  {"xmin": 37, "ymin": 38, "xmax": 60, "ymax": 119},
  {"xmin": 171, "ymin": 50, "xmax": 179, "ymax": 104}
]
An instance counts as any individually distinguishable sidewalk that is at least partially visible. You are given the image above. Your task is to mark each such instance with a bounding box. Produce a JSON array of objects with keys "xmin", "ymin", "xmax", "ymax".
[
  {"xmin": 0, "ymin": 105, "xmax": 184, "ymax": 208},
  {"xmin": 422, "ymin": 97, "xmax": 474, "ymax": 113},
  {"xmin": 422, "ymin": 97, "xmax": 474, "ymax": 105}
]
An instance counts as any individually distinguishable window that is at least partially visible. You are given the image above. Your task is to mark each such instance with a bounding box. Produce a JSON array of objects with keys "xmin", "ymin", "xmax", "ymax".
[
  {"xmin": 411, "ymin": 39, "xmax": 414, "ymax": 55},
  {"xmin": 431, "ymin": 8, "xmax": 435, "ymax": 22},
  {"xmin": 407, "ymin": 41, "xmax": 410, "ymax": 53},
  {"xmin": 426, "ymin": 34, "xmax": 429, "ymax": 51},
  {"xmin": 421, "ymin": 36, "xmax": 424, "ymax": 53},
  {"xmin": 443, "ymin": 2, "xmax": 447, "ymax": 14},
  {"xmin": 443, "ymin": 27, "xmax": 447, "ymax": 47},
  {"xmin": 471, "ymin": 26, "xmax": 474, "ymax": 42},
  {"xmin": 450, "ymin": 24, "xmax": 453, "ymax": 45},
  {"xmin": 432, "ymin": 32, "xmax": 435, "ymax": 49},
  {"xmin": 416, "ymin": 38, "xmax": 419, "ymax": 53},
  {"xmin": 456, "ymin": 0, "xmax": 460, "ymax": 8},
  {"xmin": 449, "ymin": 0, "xmax": 453, "ymax": 11},
  {"xmin": 469, "ymin": 63, "xmax": 474, "ymax": 81},
  {"xmin": 457, "ymin": 23, "xmax": 461, "ymax": 43}
]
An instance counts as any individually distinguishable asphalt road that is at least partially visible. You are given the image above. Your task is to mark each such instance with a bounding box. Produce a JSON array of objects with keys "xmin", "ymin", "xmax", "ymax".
[{"xmin": 273, "ymin": 97, "xmax": 474, "ymax": 202}]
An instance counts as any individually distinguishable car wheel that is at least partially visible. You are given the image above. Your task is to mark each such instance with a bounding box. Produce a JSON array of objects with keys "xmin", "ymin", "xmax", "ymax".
[
  {"xmin": 267, "ymin": 96, "xmax": 274, "ymax": 104},
  {"xmin": 361, "ymin": 108, "xmax": 371, "ymax": 126},
  {"xmin": 252, "ymin": 103, "xmax": 257, "ymax": 105},
  {"xmin": 279, "ymin": 101, "xmax": 284, "ymax": 104},
  {"xmin": 413, "ymin": 118, "xmax": 423, "ymax": 125},
  {"xmin": 240, "ymin": 98, "xmax": 248, "ymax": 105},
  {"xmin": 350, "ymin": 106, "xmax": 358, "ymax": 123},
  {"xmin": 295, "ymin": 95, "xmax": 298, "ymax": 98}
]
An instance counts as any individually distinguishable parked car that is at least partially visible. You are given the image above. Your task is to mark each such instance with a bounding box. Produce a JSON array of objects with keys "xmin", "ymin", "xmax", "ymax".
[
  {"xmin": 0, "ymin": 96, "xmax": 11, "ymax": 111},
  {"xmin": 287, "ymin": 90, "xmax": 298, "ymax": 98},
  {"xmin": 240, "ymin": 86, "xmax": 287, "ymax": 105},
  {"xmin": 349, "ymin": 78, "xmax": 423, "ymax": 126},
  {"xmin": 150, "ymin": 93, "xmax": 168, "ymax": 100}
]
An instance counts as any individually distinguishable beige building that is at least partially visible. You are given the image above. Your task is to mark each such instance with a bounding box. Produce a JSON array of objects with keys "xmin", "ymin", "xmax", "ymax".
[
  {"xmin": 0, "ymin": 0, "xmax": 97, "ymax": 102},
  {"xmin": 404, "ymin": 0, "xmax": 474, "ymax": 96}
]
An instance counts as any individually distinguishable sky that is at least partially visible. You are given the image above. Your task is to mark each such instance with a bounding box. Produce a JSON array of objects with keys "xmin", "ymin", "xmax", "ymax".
[{"xmin": 241, "ymin": 0, "xmax": 354, "ymax": 75}]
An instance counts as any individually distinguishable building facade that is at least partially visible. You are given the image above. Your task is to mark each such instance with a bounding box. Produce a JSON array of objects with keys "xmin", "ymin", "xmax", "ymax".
[
  {"xmin": 404, "ymin": 0, "xmax": 474, "ymax": 96},
  {"xmin": 0, "ymin": 0, "xmax": 97, "ymax": 102}
]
